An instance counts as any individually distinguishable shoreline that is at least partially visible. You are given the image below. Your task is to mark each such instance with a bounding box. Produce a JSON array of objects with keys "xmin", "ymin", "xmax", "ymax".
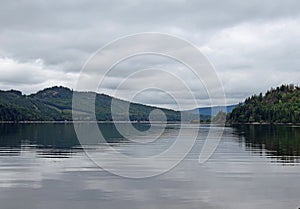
[
  {"xmin": 1, "ymin": 120, "xmax": 300, "ymax": 127},
  {"xmin": 228, "ymin": 122, "xmax": 300, "ymax": 126},
  {"xmin": 0, "ymin": 120, "xmax": 183, "ymax": 124}
]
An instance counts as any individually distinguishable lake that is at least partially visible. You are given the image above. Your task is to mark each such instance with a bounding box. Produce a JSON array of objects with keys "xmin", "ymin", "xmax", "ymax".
[{"xmin": 0, "ymin": 123, "xmax": 299, "ymax": 209}]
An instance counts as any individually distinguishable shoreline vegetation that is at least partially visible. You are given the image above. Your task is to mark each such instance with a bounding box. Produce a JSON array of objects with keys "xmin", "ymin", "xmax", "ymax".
[
  {"xmin": 227, "ymin": 84, "xmax": 300, "ymax": 124},
  {"xmin": 0, "ymin": 120, "xmax": 183, "ymax": 124},
  {"xmin": 0, "ymin": 84, "xmax": 299, "ymax": 125},
  {"xmin": 0, "ymin": 86, "xmax": 184, "ymax": 122},
  {"xmin": 0, "ymin": 120, "xmax": 299, "ymax": 126}
]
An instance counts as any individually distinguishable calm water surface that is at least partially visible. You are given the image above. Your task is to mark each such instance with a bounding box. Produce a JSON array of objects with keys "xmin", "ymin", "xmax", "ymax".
[{"xmin": 0, "ymin": 123, "xmax": 299, "ymax": 209}]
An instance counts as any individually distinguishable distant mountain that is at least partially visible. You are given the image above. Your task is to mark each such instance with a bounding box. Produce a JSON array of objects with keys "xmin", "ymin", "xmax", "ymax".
[
  {"xmin": 228, "ymin": 84, "xmax": 300, "ymax": 124},
  {"xmin": 189, "ymin": 104, "xmax": 238, "ymax": 116},
  {"xmin": 0, "ymin": 86, "xmax": 195, "ymax": 122}
]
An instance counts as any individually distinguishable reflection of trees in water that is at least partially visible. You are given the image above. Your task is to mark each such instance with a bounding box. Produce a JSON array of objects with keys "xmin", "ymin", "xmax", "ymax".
[
  {"xmin": 233, "ymin": 124, "xmax": 300, "ymax": 164},
  {"xmin": 0, "ymin": 123, "xmax": 81, "ymax": 157},
  {"xmin": 0, "ymin": 123, "xmax": 129, "ymax": 158}
]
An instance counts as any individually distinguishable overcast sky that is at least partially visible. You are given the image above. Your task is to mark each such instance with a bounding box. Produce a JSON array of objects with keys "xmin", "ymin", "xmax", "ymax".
[{"xmin": 0, "ymin": 0, "xmax": 299, "ymax": 109}]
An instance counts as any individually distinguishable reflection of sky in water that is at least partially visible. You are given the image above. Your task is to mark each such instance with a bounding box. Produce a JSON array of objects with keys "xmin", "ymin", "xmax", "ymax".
[{"xmin": 0, "ymin": 124, "xmax": 299, "ymax": 209}]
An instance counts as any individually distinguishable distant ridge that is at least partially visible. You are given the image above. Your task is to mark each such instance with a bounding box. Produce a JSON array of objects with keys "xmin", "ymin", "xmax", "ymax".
[
  {"xmin": 0, "ymin": 86, "xmax": 197, "ymax": 122},
  {"xmin": 189, "ymin": 104, "xmax": 238, "ymax": 116}
]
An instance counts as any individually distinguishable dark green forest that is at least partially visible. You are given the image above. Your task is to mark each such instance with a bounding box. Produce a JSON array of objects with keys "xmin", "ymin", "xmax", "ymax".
[
  {"xmin": 1, "ymin": 84, "xmax": 299, "ymax": 123},
  {"xmin": 228, "ymin": 84, "xmax": 300, "ymax": 124},
  {"xmin": 0, "ymin": 86, "xmax": 183, "ymax": 122}
]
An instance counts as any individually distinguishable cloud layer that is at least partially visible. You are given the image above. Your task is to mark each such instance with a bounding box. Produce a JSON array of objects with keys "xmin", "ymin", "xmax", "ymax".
[{"xmin": 0, "ymin": 0, "xmax": 299, "ymax": 109}]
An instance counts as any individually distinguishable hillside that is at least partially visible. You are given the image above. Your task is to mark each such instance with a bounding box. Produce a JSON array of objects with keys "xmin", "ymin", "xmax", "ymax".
[
  {"xmin": 0, "ymin": 86, "xmax": 183, "ymax": 122},
  {"xmin": 190, "ymin": 104, "xmax": 237, "ymax": 116},
  {"xmin": 0, "ymin": 90, "xmax": 64, "ymax": 121},
  {"xmin": 228, "ymin": 84, "xmax": 300, "ymax": 124}
]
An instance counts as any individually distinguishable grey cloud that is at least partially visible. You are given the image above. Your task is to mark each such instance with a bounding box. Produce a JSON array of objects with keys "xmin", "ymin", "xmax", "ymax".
[
  {"xmin": 0, "ymin": 0, "xmax": 300, "ymax": 108},
  {"xmin": 1, "ymin": 0, "xmax": 299, "ymax": 69}
]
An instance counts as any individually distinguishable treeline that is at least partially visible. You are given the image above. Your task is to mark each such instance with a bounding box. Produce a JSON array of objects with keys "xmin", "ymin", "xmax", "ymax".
[
  {"xmin": 228, "ymin": 84, "xmax": 300, "ymax": 124},
  {"xmin": 0, "ymin": 86, "xmax": 182, "ymax": 122},
  {"xmin": 0, "ymin": 89, "xmax": 64, "ymax": 121}
]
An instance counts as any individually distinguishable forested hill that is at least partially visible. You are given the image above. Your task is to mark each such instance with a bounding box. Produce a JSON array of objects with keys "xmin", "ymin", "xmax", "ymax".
[
  {"xmin": 0, "ymin": 86, "xmax": 182, "ymax": 122},
  {"xmin": 228, "ymin": 84, "xmax": 300, "ymax": 124}
]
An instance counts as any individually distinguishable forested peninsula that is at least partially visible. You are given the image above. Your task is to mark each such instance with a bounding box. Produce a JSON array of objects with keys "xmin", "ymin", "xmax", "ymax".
[{"xmin": 228, "ymin": 84, "xmax": 300, "ymax": 124}]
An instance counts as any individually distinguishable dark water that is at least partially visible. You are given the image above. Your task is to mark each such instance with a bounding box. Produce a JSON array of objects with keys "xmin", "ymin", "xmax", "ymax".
[{"xmin": 0, "ymin": 123, "xmax": 299, "ymax": 209}]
